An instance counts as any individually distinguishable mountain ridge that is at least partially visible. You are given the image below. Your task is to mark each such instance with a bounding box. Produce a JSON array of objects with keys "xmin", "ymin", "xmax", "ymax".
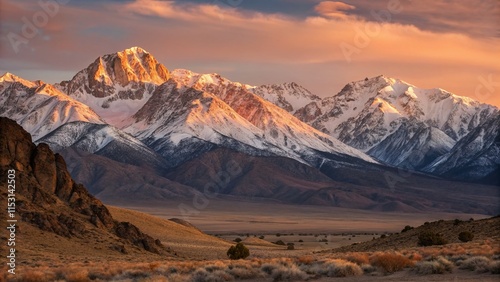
[{"xmin": 1, "ymin": 46, "xmax": 498, "ymax": 215}]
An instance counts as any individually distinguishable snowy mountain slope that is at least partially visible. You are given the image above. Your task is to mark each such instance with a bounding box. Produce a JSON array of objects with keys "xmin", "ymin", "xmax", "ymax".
[
  {"xmin": 37, "ymin": 121, "xmax": 170, "ymax": 171},
  {"xmin": 423, "ymin": 112, "xmax": 500, "ymax": 183},
  {"xmin": 59, "ymin": 47, "xmax": 170, "ymax": 127},
  {"xmin": 251, "ymin": 82, "xmax": 321, "ymax": 114},
  {"xmin": 122, "ymin": 80, "xmax": 313, "ymax": 166},
  {"xmin": 0, "ymin": 73, "xmax": 104, "ymax": 141},
  {"xmin": 254, "ymin": 75, "xmax": 498, "ymax": 172},
  {"xmin": 367, "ymin": 121, "xmax": 456, "ymax": 169},
  {"xmin": 169, "ymin": 69, "xmax": 376, "ymax": 164},
  {"xmin": 1, "ymin": 71, "xmax": 169, "ymax": 170}
]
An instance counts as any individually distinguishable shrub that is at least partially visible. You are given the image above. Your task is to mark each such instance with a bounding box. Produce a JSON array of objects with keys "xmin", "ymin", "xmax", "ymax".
[
  {"xmin": 191, "ymin": 268, "xmax": 233, "ymax": 282},
  {"xmin": 489, "ymin": 261, "xmax": 500, "ymax": 274},
  {"xmin": 401, "ymin": 225, "xmax": 414, "ymax": 233},
  {"xmin": 259, "ymin": 235, "xmax": 265, "ymax": 239},
  {"xmin": 227, "ymin": 243, "xmax": 250, "ymax": 260},
  {"xmin": 318, "ymin": 259, "xmax": 363, "ymax": 277},
  {"xmin": 270, "ymin": 264, "xmax": 308, "ymax": 281},
  {"xmin": 234, "ymin": 237, "xmax": 242, "ymax": 243},
  {"xmin": 287, "ymin": 243, "xmax": 295, "ymax": 250},
  {"xmin": 370, "ymin": 253, "xmax": 413, "ymax": 273},
  {"xmin": 274, "ymin": 240, "xmax": 286, "ymax": 246},
  {"xmin": 380, "ymin": 234, "xmax": 387, "ymax": 239},
  {"xmin": 298, "ymin": 239, "xmax": 303, "ymax": 242},
  {"xmin": 19, "ymin": 270, "xmax": 57, "ymax": 282},
  {"xmin": 418, "ymin": 231, "xmax": 447, "ymax": 246},
  {"xmin": 459, "ymin": 256, "xmax": 491, "ymax": 272},
  {"xmin": 453, "ymin": 219, "xmax": 462, "ymax": 226},
  {"xmin": 345, "ymin": 253, "xmax": 369, "ymax": 265},
  {"xmin": 306, "ymin": 259, "xmax": 363, "ymax": 277},
  {"xmin": 458, "ymin": 231, "xmax": 474, "ymax": 242},
  {"xmin": 296, "ymin": 256, "xmax": 314, "ymax": 265},
  {"xmin": 227, "ymin": 264, "xmax": 260, "ymax": 279},
  {"xmin": 413, "ymin": 256, "xmax": 454, "ymax": 275}
]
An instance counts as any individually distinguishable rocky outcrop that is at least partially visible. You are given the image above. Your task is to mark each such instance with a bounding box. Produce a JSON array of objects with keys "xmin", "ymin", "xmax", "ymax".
[{"xmin": 0, "ymin": 117, "xmax": 165, "ymax": 254}]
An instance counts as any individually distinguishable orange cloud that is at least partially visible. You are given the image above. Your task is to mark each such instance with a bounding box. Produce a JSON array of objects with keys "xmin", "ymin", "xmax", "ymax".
[{"xmin": 1, "ymin": 0, "xmax": 499, "ymax": 107}]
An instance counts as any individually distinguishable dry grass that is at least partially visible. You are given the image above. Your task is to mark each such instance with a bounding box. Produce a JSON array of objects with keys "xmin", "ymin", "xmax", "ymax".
[
  {"xmin": 344, "ymin": 252, "xmax": 370, "ymax": 265},
  {"xmin": 369, "ymin": 252, "xmax": 414, "ymax": 273},
  {"xmin": 6, "ymin": 250, "xmax": 500, "ymax": 281},
  {"xmin": 296, "ymin": 255, "xmax": 315, "ymax": 265},
  {"xmin": 5, "ymin": 234, "xmax": 500, "ymax": 281}
]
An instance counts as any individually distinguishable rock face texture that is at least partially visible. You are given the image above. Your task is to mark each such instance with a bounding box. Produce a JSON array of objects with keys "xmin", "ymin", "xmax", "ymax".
[{"xmin": 0, "ymin": 117, "xmax": 165, "ymax": 254}]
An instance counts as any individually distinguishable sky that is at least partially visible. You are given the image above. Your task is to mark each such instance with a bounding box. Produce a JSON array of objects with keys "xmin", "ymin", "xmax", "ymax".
[{"xmin": 1, "ymin": 0, "xmax": 499, "ymax": 106}]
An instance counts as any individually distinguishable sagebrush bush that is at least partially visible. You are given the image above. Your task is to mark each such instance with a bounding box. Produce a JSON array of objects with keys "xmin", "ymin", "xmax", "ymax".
[
  {"xmin": 226, "ymin": 265, "xmax": 260, "ymax": 279},
  {"xmin": 270, "ymin": 264, "xmax": 308, "ymax": 281},
  {"xmin": 261, "ymin": 264, "xmax": 276, "ymax": 275},
  {"xmin": 459, "ymin": 256, "xmax": 491, "ymax": 272},
  {"xmin": 190, "ymin": 268, "xmax": 233, "ymax": 282},
  {"xmin": 302, "ymin": 259, "xmax": 363, "ymax": 277},
  {"xmin": 489, "ymin": 260, "xmax": 500, "ymax": 274},
  {"xmin": 323, "ymin": 259, "xmax": 363, "ymax": 277},
  {"xmin": 413, "ymin": 256, "xmax": 453, "ymax": 275},
  {"xmin": 370, "ymin": 253, "xmax": 413, "ymax": 273}
]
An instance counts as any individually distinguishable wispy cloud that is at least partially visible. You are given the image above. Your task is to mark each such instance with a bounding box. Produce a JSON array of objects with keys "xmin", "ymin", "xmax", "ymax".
[
  {"xmin": 314, "ymin": 1, "xmax": 356, "ymax": 19},
  {"xmin": 1, "ymin": 0, "xmax": 499, "ymax": 106}
]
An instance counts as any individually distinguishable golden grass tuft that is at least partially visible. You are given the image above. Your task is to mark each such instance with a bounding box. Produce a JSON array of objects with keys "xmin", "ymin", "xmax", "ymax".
[
  {"xmin": 296, "ymin": 255, "xmax": 315, "ymax": 265},
  {"xmin": 369, "ymin": 252, "xmax": 414, "ymax": 273},
  {"xmin": 344, "ymin": 252, "xmax": 370, "ymax": 265}
]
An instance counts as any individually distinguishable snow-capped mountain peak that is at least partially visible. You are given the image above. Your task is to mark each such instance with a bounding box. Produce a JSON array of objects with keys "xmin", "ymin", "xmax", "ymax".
[
  {"xmin": 0, "ymin": 74, "xmax": 104, "ymax": 141},
  {"xmin": 0, "ymin": 72, "xmax": 37, "ymax": 88},
  {"xmin": 252, "ymin": 74, "xmax": 498, "ymax": 175},
  {"xmin": 252, "ymin": 82, "xmax": 321, "ymax": 113},
  {"xmin": 59, "ymin": 47, "xmax": 171, "ymax": 127}
]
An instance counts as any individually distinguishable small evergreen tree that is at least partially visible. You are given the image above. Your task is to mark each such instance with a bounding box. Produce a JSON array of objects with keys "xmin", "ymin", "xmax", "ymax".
[
  {"xmin": 418, "ymin": 231, "xmax": 447, "ymax": 246},
  {"xmin": 227, "ymin": 242, "xmax": 250, "ymax": 260},
  {"xmin": 458, "ymin": 231, "xmax": 474, "ymax": 242}
]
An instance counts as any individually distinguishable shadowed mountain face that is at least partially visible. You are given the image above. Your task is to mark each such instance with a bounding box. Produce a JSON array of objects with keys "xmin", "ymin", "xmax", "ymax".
[
  {"xmin": 165, "ymin": 147, "xmax": 500, "ymax": 215},
  {"xmin": 0, "ymin": 117, "xmax": 166, "ymax": 254}
]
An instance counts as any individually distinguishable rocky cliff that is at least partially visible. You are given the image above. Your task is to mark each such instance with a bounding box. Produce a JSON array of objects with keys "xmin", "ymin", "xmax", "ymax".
[{"xmin": 0, "ymin": 117, "xmax": 166, "ymax": 254}]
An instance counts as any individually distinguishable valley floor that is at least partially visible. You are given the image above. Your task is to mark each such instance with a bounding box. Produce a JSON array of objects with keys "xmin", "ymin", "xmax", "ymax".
[
  {"xmin": 3, "ymin": 200, "xmax": 498, "ymax": 282},
  {"xmin": 107, "ymin": 198, "xmax": 491, "ymax": 234}
]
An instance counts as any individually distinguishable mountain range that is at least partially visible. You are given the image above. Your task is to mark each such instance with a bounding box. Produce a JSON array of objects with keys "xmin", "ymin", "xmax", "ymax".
[{"xmin": 1, "ymin": 47, "xmax": 498, "ymax": 214}]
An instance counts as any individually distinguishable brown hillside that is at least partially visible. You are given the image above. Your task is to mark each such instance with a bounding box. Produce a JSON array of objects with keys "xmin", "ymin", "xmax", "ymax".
[
  {"xmin": 329, "ymin": 216, "xmax": 500, "ymax": 253},
  {"xmin": 0, "ymin": 117, "xmax": 169, "ymax": 262}
]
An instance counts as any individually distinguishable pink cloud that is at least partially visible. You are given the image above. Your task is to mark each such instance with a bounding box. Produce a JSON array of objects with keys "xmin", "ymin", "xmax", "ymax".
[
  {"xmin": 1, "ymin": 0, "xmax": 499, "ymax": 107},
  {"xmin": 314, "ymin": 1, "xmax": 356, "ymax": 19}
]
